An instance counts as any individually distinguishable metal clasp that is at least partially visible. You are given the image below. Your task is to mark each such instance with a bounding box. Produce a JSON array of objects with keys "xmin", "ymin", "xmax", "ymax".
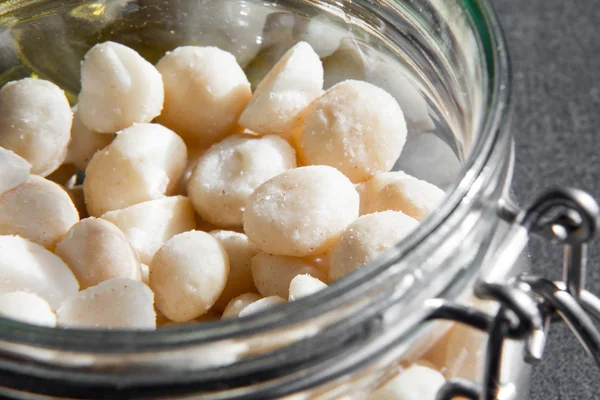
[{"xmin": 428, "ymin": 188, "xmax": 600, "ymax": 400}]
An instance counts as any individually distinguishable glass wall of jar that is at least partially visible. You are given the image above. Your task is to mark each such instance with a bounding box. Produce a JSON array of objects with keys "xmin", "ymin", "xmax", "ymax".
[{"xmin": 0, "ymin": 0, "xmax": 528, "ymax": 398}]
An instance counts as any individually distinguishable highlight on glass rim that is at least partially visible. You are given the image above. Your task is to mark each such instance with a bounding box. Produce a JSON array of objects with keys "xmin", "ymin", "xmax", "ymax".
[{"xmin": 0, "ymin": 0, "xmax": 597, "ymax": 399}]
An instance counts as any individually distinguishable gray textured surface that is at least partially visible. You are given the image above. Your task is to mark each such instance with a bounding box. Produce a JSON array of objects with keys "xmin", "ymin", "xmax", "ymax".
[{"xmin": 494, "ymin": 1, "xmax": 600, "ymax": 399}]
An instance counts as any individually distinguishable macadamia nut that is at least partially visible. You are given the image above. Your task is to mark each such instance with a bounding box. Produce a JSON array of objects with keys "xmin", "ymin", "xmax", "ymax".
[
  {"xmin": 84, "ymin": 123, "xmax": 187, "ymax": 216},
  {"xmin": 0, "ymin": 147, "xmax": 30, "ymax": 195},
  {"xmin": 55, "ymin": 218, "xmax": 142, "ymax": 289},
  {"xmin": 368, "ymin": 178, "xmax": 445, "ymax": 221},
  {"xmin": 65, "ymin": 107, "xmax": 114, "ymax": 171},
  {"xmin": 302, "ymin": 80, "xmax": 407, "ymax": 183},
  {"xmin": 329, "ymin": 211, "xmax": 419, "ymax": 281},
  {"xmin": 210, "ymin": 230, "xmax": 260, "ymax": 311},
  {"xmin": 0, "ymin": 176, "xmax": 79, "ymax": 249},
  {"xmin": 251, "ymin": 252, "xmax": 327, "ymax": 298},
  {"xmin": 244, "ymin": 166, "xmax": 359, "ymax": 257},
  {"xmin": 368, "ymin": 364, "xmax": 446, "ymax": 400},
  {"xmin": 288, "ymin": 274, "xmax": 327, "ymax": 301},
  {"xmin": 188, "ymin": 134, "xmax": 296, "ymax": 227},
  {"xmin": 0, "ymin": 235, "xmax": 79, "ymax": 309},
  {"xmin": 0, "ymin": 292, "xmax": 56, "ymax": 327},
  {"xmin": 221, "ymin": 293, "xmax": 262, "ymax": 319},
  {"xmin": 238, "ymin": 295, "xmax": 286, "ymax": 318},
  {"xmin": 0, "ymin": 78, "xmax": 72, "ymax": 176},
  {"xmin": 57, "ymin": 278, "xmax": 155, "ymax": 329},
  {"xmin": 239, "ymin": 42, "xmax": 324, "ymax": 136},
  {"xmin": 101, "ymin": 196, "xmax": 196, "ymax": 265},
  {"xmin": 357, "ymin": 171, "xmax": 417, "ymax": 215},
  {"xmin": 150, "ymin": 231, "xmax": 229, "ymax": 322},
  {"xmin": 78, "ymin": 41, "xmax": 164, "ymax": 133},
  {"xmin": 157, "ymin": 46, "xmax": 251, "ymax": 147}
]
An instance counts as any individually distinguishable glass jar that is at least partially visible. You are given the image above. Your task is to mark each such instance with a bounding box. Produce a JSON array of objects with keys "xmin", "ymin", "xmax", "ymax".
[{"xmin": 0, "ymin": 0, "xmax": 596, "ymax": 399}]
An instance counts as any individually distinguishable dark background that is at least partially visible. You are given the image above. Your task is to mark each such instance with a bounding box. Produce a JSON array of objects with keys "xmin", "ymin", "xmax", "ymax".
[{"xmin": 494, "ymin": 1, "xmax": 600, "ymax": 399}]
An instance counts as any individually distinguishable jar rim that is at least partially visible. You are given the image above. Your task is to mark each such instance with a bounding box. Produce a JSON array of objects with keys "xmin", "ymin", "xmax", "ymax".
[{"xmin": 0, "ymin": 0, "xmax": 512, "ymax": 352}]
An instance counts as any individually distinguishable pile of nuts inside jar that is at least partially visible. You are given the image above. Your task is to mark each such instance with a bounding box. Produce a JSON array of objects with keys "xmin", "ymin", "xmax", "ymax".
[{"xmin": 0, "ymin": 39, "xmax": 469, "ymax": 398}]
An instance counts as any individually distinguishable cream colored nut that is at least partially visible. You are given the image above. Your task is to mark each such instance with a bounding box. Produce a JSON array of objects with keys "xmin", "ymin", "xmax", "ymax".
[
  {"xmin": 322, "ymin": 38, "xmax": 369, "ymax": 89},
  {"xmin": 221, "ymin": 293, "xmax": 262, "ymax": 319},
  {"xmin": 65, "ymin": 107, "xmax": 114, "ymax": 171},
  {"xmin": 395, "ymin": 133, "xmax": 461, "ymax": 189},
  {"xmin": 0, "ymin": 235, "xmax": 79, "ymax": 309},
  {"xmin": 238, "ymin": 296, "xmax": 286, "ymax": 318},
  {"xmin": 0, "ymin": 78, "xmax": 72, "ymax": 176},
  {"xmin": 251, "ymin": 252, "xmax": 327, "ymax": 299},
  {"xmin": 188, "ymin": 134, "xmax": 296, "ymax": 227},
  {"xmin": 0, "ymin": 291, "xmax": 56, "ymax": 327},
  {"xmin": 157, "ymin": 46, "xmax": 251, "ymax": 147},
  {"xmin": 150, "ymin": 231, "xmax": 229, "ymax": 322},
  {"xmin": 210, "ymin": 230, "xmax": 260, "ymax": 311},
  {"xmin": 302, "ymin": 80, "xmax": 407, "ymax": 183},
  {"xmin": 357, "ymin": 171, "xmax": 417, "ymax": 215},
  {"xmin": 368, "ymin": 178, "xmax": 445, "ymax": 221},
  {"xmin": 0, "ymin": 176, "xmax": 79, "ymax": 249},
  {"xmin": 78, "ymin": 41, "xmax": 164, "ymax": 133},
  {"xmin": 329, "ymin": 211, "xmax": 419, "ymax": 281},
  {"xmin": 294, "ymin": 16, "xmax": 348, "ymax": 58},
  {"xmin": 244, "ymin": 165, "xmax": 359, "ymax": 257},
  {"xmin": 84, "ymin": 123, "xmax": 187, "ymax": 216},
  {"xmin": 57, "ymin": 278, "xmax": 156, "ymax": 329},
  {"xmin": 288, "ymin": 274, "xmax": 327, "ymax": 301},
  {"xmin": 239, "ymin": 42, "xmax": 324, "ymax": 136},
  {"xmin": 0, "ymin": 147, "xmax": 30, "ymax": 195},
  {"xmin": 55, "ymin": 217, "xmax": 142, "ymax": 289},
  {"xmin": 101, "ymin": 196, "xmax": 196, "ymax": 265},
  {"xmin": 140, "ymin": 264, "xmax": 150, "ymax": 285},
  {"xmin": 368, "ymin": 364, "xmax": 445, "ymax": 400}
]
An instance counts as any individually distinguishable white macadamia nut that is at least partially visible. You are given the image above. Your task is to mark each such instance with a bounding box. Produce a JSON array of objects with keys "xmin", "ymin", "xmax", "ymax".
[
  {"xmin": 0, "ymin": 176, "xmax": 79, "ymax": 249},
  {"xmin": 244, "ymin": 166, "xmax": 359, "ymax": 257},
  {"xmin": 140, "ymin": 264, "xmax": 150, "ymax": 285},
  {"xmin": 0, "ymin": 78, "xmax": 73, "ymax": 176},
  {"xmin": 251, "ymin": 252, "xmax": 327, "ymax": 298},
  {"xmin": 288, "ymin": 274, "xmax": 327, "ymax": 301},
  {"xmin": 0, "ymin": 235, "xmax": 79, "ymax": 309},
  {"xmin": 295, "ymin": 16, "xmax": 348, "ymax": 58},
  {"xmin": 65, "ymin": 107, "xmax": 114, "ymax": 171},
  {"xmin": 210, "ymin": 230, "xmax": 261, "ymax": 311},
  {"xmin": 221, "ymin": 293, "xmax": 262, "ymax": 319},
  {"xmin": 0, "ymin": 147, "xmax": 30, "ymax": 195},
  {"xmin": 150, "ymin": 231, "xmax": 229, "ymax": 322},
  {"xmin": 238, "ymin": 295, "xmax": 286, "ymax": 318},
  {"xmin": 157, "ymin": 46, "xmax": 251, "ymax": 147},
  {"xmin": 84, "ymin": 123, "xmax": 187, "ymax": 216},
  {"xmin": 55, "ymin": 217, "xmax": 142, "ymax": 289},
  {"xmin": 329, "ymin": 211, "xmax": 419, "ymax": 281},
  {"xmin": 57, "ymin": 278, "xmax": 155, "ymax": 329},
  {"xmin": 77, "ymin": 41, "xmax": 164, "ymax": 133},
  {"xmin": 357, "ymin": 171, "xmax": 417, "ymax": 215},
  {"xmin": 239, "ymin": 42, "xmax": 324, "ymax": 136},
  {"xmin": 0, "ymin": 292, "xmax": 56, "ymax": 327},
  {"xmin": 368, "ymin": 178, "xmax": 445, "ymax": 221},
  {"xmin": 368, "ymin": 365, "xmax": 446, "ymax": 400},
  {"xmin": 302, "ymin": 80, "xmax": 407, "ymax": 183},
  {"xmin": 322, "ymin": 39, "xmax": 369, "ymax": 90},
  {"xmin": 188, "ymin": 134, "xmax": 296, "ymax": 227},
  {"xmin": 395, "ymin": 133, "xmax": 461, "ymax": 189},
  {"xmin": 175, "ymin": 146, "xmax": 206, "ymax": 196},
  {"xmin": 101, "ymin": 196, "xmax": 196, "ymax": 265}
]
